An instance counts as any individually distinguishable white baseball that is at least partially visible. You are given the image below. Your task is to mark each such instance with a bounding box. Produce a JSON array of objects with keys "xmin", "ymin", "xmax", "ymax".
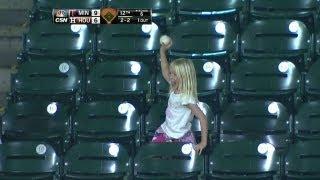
[{"xmin": 160, "ymin": 35, "xmax": 171, "ymax": 45}]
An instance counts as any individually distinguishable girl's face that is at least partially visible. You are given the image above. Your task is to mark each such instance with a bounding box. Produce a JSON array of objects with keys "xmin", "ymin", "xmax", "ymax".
[{"xmin": 169, "ymin": 67, "xmax": 179, "ymax": 88}]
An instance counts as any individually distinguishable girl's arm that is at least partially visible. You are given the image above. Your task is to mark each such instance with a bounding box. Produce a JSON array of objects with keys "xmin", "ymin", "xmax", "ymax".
[
  {"xmin": 187, "ymin": 104, "xmax": 208, "ymax": 155},
  {"xmin": 160, "ymin": 41, "xmax": 172, "ymax": 83}
]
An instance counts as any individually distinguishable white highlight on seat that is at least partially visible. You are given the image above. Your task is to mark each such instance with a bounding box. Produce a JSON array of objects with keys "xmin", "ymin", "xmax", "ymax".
[
  {"xmin": 289, "ymin": 21, "xmax": 299, "ymax": 33},
  {"xmin": 70, "ymin": 24, "xmax": 87, "ymax": 33},
  {"xmin": 141, "ymin": 22, "xmax": 158, "ymax": 33},
  {"xmin": 278, "ymin": 61, "xmax": 289, "ymax": 73},
  {"xmin": 59, "ymin": 62, "xmax": 70, "ymax": 73},
  {"xmin": 47, "ymin": 102, "xmax": 57, "ymax": 115},
  {"xmin": 215, "ymin": 22, "xmax": 226, "ymax": 34},
  {"xmin": 118, "ymin": 102, "xmax": 131, "ymax": 114},
  {"xmin": 36, "ymin": 144, "xmax": 47, "ymax": 155},
  {"xmin": 131, "ymin": 62, "xmax": 141, "ymax": 74},
  {"xmin": 268, "ymin": 102, "xmax": 279, "ymax": 114},
  {"xmin": 181, "ymin": 143, "xmax": 193, "ymax": 155},
  {"xmin": 109, "ymin": 143, "xmax": 119, "ymax": 157}
]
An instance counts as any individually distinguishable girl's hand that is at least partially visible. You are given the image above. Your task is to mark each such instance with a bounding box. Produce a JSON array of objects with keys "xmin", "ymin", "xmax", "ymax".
[
  {"xmin": 160, "ymin": 40, "xmax": 172, "ymax": 52},
  {"xmin": 194, "ymin": 141, "xmax": 207, "ymax": 155}
]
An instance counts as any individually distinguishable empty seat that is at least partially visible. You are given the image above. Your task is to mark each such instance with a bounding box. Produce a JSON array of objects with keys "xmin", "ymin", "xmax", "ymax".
[
  {"xmin": 295, "ymin": 101, "xmax": 320, "ymax": 140},
  {"xmin": 0, "ymin": 142, "xmax": 59, "ymax": 179},
  {"xmin": 285, "ymin": 141, "xmax": 320, "ymax": 179},
  {"xmin": 145, "ymin": 100, "xmax": 215, "ymax": 143},
  {"xmin": 168, "ymin": 20, "xmax": 237, "ymax": 70},
  {"xmin": 12, "ymin": 60, "xmax": 81, "ymax": 103},
  {"xmin": 32, "ymin": 0, "xmax": 104, "ymax": 21},
  {"xmin": 134, "ymin": 143, "xmax": 204, "ymax": 179},
  {"xmin": 107, "ymin": 0, "xmax": 173, "ymax": 29},
  {"xmin": 208, "ymin": 140, "xmax": 281, "ymax": 179},
  {"xmin": 24, "ymin": 20, "xmax": 91, "ymax": 68},
  {"xmin": 230, "ymin": 59, "xmax": 301, "ymax": 112},
  {"xmin": 86, "ymin": 61, "xmax": 151, "ymax": 113},
  {"xmin": 2, "ymin": 101, "xmax": 71, "ymax": 154},
  {"xmin": 176, "ymin": 0, "xmax": 247, "ymax": 31},
  {"xmin": 241, "ymin": 19, "xmax": 312, "ymax": 70},
  {"xmin": 95, "ymin": 23, "xmax": 161, "ymax": 67},
  {"xmin": 73, "ymin": 101, "xmax": 140, "ymax": 155},
  {"xmin": 64, "ymin": 142, "xmax": 130, "ymax": 179},
  {"xmin": 305, "ymin": 59, "xmax": 320, "ymax": 100},
  {"xmin": 220, "ymin": 100, "xmax": 291, "ymax": 150},
  {"xmin": 249, "ymin": 0, "xmax": 318, "ymax": 31},
  {"xmin": 156, "ymin": 59, "xmax": 226, "ymax": 112}
]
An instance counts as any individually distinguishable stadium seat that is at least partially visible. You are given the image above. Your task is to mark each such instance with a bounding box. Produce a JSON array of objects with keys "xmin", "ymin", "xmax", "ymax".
[
  {"xmin": 134, "ymin": 142, "xmax": 204, "ymax": 179},
  {"xmin": 145, "ymin": 100, "xmax": 215, "ymax": 143},
  {"xmin": 230, "ymin": 58, "xmax": 302, "ymax": 112},
  {"xmin": 156, "ymin": 59, "xmax": 227, "ymax": 112},
  {"xmin": 305, "ymin": 59, "xmax": 320, "ymax": 100},
  {"xmin": 208, "ymin": 140, "xmax": 281, "ymax": 179},
  {"xmin": 95, "ymin": 23, "xmax": 161, "ymax": 68},
  {"xmin": 176, "ymin": 0, "xmax": 248, "ymax": 31},
  {"xmin": 86, "ymin": 61, "xmax": 151, "ymax": 113},
  {"xmin": 295, "ymin": 101, "xmax": 320, "ymax": 140},
  {"xmin": 23, "ymin": 20, "xmax": 91, "ymax": 69},
  {"xmin": 0, "ymin": 142, "xmax": 59, "ymax": 179},
  {"xmin": 249, "ymin": 0, "xmax": 319, "ymax": 32},
  {"xmin": 220, "ymin": 100, "xmax": 291, "ymax": 151},
  {"xmin": 241, "ymin": 19, "xmax": 312, "ymax": 70},
  {"xmin": 285, "ymin": 141, "xmax": 320, "ymax": 179},
  {"xmin": 63, "ymin": 142, "xmax": 130, "ymax": 179},
  {"xmin": 32, "ymin": 0, "xmax": 104, "ymax": 21},
  {"xmin": 11, "ymin": 60, "xmax": 81, "ymax": 103},
  {"xmin": 168, "ymin": 20, "xmax": 237, "ymax": 71},
  {"xmin": 73, "ymin": 101, "xmax": 140, "ymax": 155},
  {"xmin": 107, "ymin": 0, "xmax": 173, "ymax": 30},
  {"xmin": 2, "ymin": 101, "xmax": 71, "ymax": 154},
  {"xmin": 317, "ymin": 30, "xmax": 320, "ymax": 56}
]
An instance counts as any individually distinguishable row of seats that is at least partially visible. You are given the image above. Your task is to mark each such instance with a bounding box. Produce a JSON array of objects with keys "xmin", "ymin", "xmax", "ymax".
[
  {"xmin": 2, "ymin": 99, "xmax": 320, "ymax": 154},
  {"xmin": 1, "ymin": 140, "xmax": 319, "ymax": 179},
  {"xmin": 21, "ymin": 19, "xmax": 319, "ymax": 72},
  {"xmin": 11, "ymin": 59, "xmax": 320, "ymax": 112},
  {"xmin": 30, "ymin": 0, "xmax": 320, "ymax": 32}
]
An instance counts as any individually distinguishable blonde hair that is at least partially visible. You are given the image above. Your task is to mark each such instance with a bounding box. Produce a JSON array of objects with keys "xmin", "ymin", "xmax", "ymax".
[{"xmin": 169, "ymin": 58, "xmax": 198, "ymax": 101}]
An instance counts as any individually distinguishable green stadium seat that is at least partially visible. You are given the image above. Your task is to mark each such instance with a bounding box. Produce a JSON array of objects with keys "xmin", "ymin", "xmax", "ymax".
[
  {"xmin": 295, "ymin": 101, "xmax": 320, "ymax": 140},
  {"xmin": 176, "ymin": 0, "xmax": 247, "ymax": 31},
  {"xmin": 2, "ymin": 101, "xmax": 71, "ymax": 154},
  {"xmin": 208, "ymin": 140, "xmax": 281, "ymax": 179},
  {"xmin": 134, "ymin": 143, "xmax": 204, "ymax": 179},
  {"xmin": 249, "ymin": 0, "xmax": 319, "ymax": 31},
  {"xmin": 12, "ymin": 60, "xmax": 81, "ymax": 103},
  {"xmin": 317, "ymin": 31, "xmax": 320, "ymax": 56},
  {"xmin": 86, "ymin": 61, "xmax": 151, "ymax": 113},
  {"xmin": 0, "ymin": 142, "xmax": 59, "ymax": 179},
  {"xmin": 63, "ymin": 142, "xmax": 130, "ymax": 179},
  {"xmin": 73, "ymin": 101, "xmax": 140, "ymax": 155},
  {"xmin": 241, "ymin": 19, "xmax": 312, "ymax": 70},
  {"xmin": 220, "ymin": 100, "xmax": 291, "ymax": 150},
  {"xmin": 285, "ymin": 141, "xmax": 320, "ymax": 179},
  {"xmin": 168, "ymin": 20, "xmax": 237, "ymax": 70},
  {"xmin": 145, "ymin": 100, "xmax": 215, "ymax": 143},
  {"xmin": 305, "ymin": 59, "xmax": 320, "ymax": 100},
  {"xmin": 24, "ymin": 20, "xmax": 91, "ymax": 68},
  {"xmin": 95, "ymin": 23, "xmax": 161, "ymax": 67},
  {"xmin": 107, "ymin": 0, "xmax": 173, "ymax": 29},
  {"xmin": 230, "ymin": 59, "xmax": 302, "ymax": 112},
  {"xmin": 32, "ymin": 0, "xmax": 104, "ymax": 21}
]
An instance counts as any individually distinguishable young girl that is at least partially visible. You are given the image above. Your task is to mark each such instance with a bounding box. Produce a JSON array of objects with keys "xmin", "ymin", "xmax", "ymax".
[{"xmin": 151, "ymin": 38, "xmax": 208, "ymax": 155}]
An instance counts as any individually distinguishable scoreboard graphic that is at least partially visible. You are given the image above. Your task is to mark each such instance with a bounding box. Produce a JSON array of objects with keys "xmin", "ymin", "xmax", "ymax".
[{"xmin": 53, "ymin": 8, "xmax": 152, "ymax": 24}]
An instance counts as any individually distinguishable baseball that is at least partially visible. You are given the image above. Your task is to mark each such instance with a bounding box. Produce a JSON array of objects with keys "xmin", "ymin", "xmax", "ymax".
[{"xmin": 160, "ymin": 35, "xmax": 171, "ymax": 45}]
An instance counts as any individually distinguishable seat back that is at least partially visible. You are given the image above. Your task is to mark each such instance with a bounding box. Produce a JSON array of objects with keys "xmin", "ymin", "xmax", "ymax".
[
  {"xmin": 220, "ymin": 100, "xmax": 291, "ymax": 150},
  {"xmin": 305, "ymin": 59, "xmax": 320, "ymax": 99},
  {"xmin": 0, "ymin": 142, "xmax": 59, "ymax": 179},
  {"xmin": 64, "ymin": 142, "xmax": 130, "ymax": 179}
]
